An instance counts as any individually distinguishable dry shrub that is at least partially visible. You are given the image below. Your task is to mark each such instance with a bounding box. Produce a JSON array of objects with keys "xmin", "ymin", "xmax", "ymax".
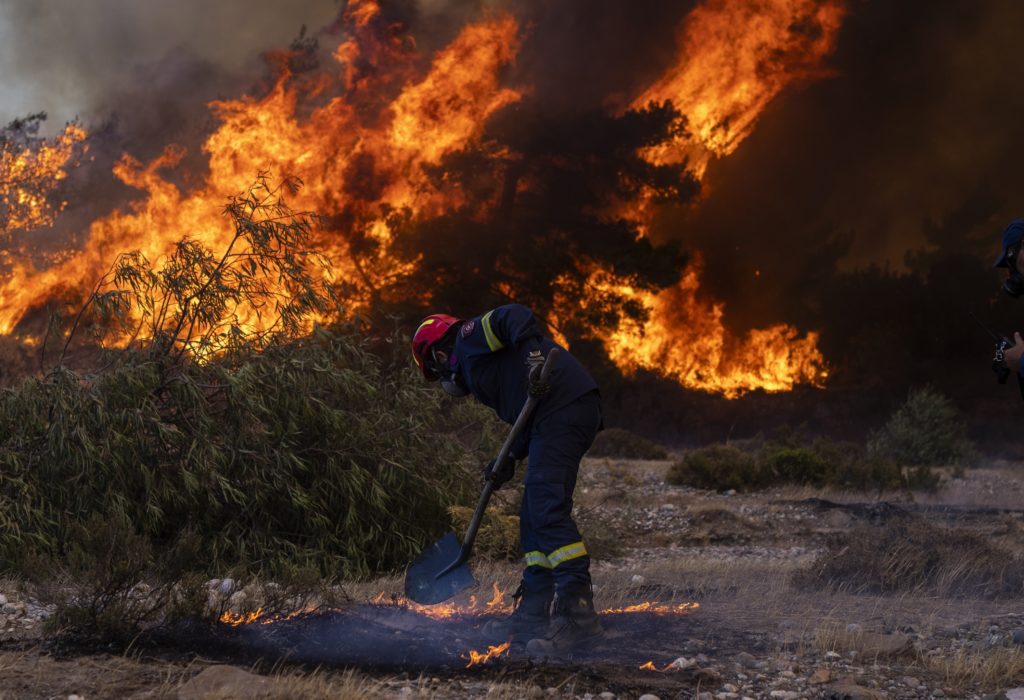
[
  {"xmin": 587, "ymin": 427, "xmax": 668, "ymax": 460},
  {"xmin": 447, "ymin": 506, "xmax": 520, "ymax": 562},
  {"xmin": 798, "ymin": 518, "xmax": 1024, "ymax": 598}
]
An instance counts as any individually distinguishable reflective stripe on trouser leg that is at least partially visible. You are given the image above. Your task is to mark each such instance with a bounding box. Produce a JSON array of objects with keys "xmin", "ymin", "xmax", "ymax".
[
  {"xmin": 524, "ymin": 551, "xmax": 553, "ymax": 569},
  {"xmin": 547, "ymin": 541, "xmax": 587, "ymax": 567}
]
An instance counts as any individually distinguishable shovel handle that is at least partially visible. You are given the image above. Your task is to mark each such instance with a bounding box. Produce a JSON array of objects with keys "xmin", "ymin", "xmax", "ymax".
[{"xmin": 435, "ymin": 348, "xmax": 560, "ymax": 578}]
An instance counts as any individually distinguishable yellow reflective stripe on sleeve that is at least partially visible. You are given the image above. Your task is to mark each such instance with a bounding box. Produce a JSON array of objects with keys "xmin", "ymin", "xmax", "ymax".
[
  {"xmin": 524, "ymin": 551, "xmax": 553, "ymax": 569},
  {"xmin": 547, "ymin": 541, "xmax": 588, "ymax": 567},
  {"xmin": 481, "ymin": 311, "xmax": 504, "ymax": 351}
]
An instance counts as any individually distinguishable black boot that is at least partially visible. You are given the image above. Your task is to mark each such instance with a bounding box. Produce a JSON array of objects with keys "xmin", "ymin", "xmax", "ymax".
[
  {"xmin": 526, "ymin": 585, "xmax": 603, "ymax": 654},
  {"xmin": 481, "ymin": 581, "xmax": 553, "ymax": 641}
]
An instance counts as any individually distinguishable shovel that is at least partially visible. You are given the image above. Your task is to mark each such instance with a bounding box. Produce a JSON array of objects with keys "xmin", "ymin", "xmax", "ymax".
[{"xmin": 404, "ymin": 348, "xmax": 560, "ymax": 605}]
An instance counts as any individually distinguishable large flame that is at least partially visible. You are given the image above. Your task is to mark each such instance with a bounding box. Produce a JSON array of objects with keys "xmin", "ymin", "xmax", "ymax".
[
  {"xmin": 0, "ymin": 0, "xmax": 842, "ymax": 396},
  {"xmin": 633, "ymin": 0, "xmax": 846, "ymax": 177},
  {"xmin": 595, "ymin": 0, "xmax": 843, "ymax": 396},
  {"xmin": 595, "ymin": 261, "xmax": 826, "ymax": 398},
  {"xmin": 0, "ymin": 2, "xmax": 520, "ymax": 338}
]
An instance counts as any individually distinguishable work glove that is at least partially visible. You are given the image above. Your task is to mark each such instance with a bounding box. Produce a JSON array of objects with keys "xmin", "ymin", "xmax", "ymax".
[
  {"xmin": 484, "ymin": 454, "xmax": 517, "ymax": 489},
  {"xmin": 526, "ymin": 349, "xmax": 551, "ymax": 398}
]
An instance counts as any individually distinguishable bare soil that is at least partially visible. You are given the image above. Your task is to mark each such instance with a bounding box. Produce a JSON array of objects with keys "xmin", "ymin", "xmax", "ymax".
[{"xmin": 1, "ymin": 458, "xmax": 1023, "ymax": 699}]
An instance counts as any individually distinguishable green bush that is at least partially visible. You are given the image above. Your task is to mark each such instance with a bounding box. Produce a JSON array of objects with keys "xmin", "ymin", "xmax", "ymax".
[
  {"xmin": 867, "ymin": 386, "xmax": 976, "ymax": 466},
  {"xmin": 0, "ymin": 329, "xmax": 496, "ymax": 580},
  {"xmin": 587, "ymin": 427, "xmax": 669, "ymax": 460},
  {"xmin": 760, "ymin": 443, "xmax": 839, "ymax": 486},
  {"xmin": 667, "ymin": 444, "xmax": 762, "ymax": 492},
  {"xmin": 669, "ymin": 438, "xmax": 940, "ymax": 493}
]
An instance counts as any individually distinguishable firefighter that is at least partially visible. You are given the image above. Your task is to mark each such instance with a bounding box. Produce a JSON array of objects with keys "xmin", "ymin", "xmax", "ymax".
[{"xmin": 411, "ymin": 304, "xmax": 603, "ymax": 653}]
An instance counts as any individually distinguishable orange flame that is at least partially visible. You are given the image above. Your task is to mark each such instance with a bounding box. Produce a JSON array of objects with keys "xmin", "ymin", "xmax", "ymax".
[
  {"xmin": 0, "ymin": 0, "xmax": 841, "ymax": 397},
  {"xmin": 0, "ymin": 6, "xmax": 520, "ymax": 341},
  {"xmin": 219, "ymin": 608, "xmax": 265, "ymax": 626},
  {"xmin": 632, "ymin": 0, "xmax": 846, "ymax": 177},
  {"xmin": 0, "ymin": 122, "xmax": 87, "ymax": 235},
  {"xmin": 588, "ymin": 0, "xmax": 844, "ymax": 397},
  {"xmin": 593, "ymin": 262, "xmax": 827, "ymax": 398},
  {"xmin": 600, "ymin": 601, "xmax": 700, "ymax": 615},
  {"xmin": 465, "ymin": 640, "xmax": 511, "ymax": 668}
]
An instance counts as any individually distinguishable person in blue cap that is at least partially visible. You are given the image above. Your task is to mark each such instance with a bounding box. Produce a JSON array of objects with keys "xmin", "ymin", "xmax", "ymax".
[
  {"xmin": 411, "ymin": 304, "xmax": 604, "ymax": 653},
  {"xmin": 995, "ymin": 220, "xmax": 1024, "ymax": 369}
]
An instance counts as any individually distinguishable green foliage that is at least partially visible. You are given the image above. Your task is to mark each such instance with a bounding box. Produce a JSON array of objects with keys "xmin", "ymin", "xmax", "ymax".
[
  {"xmin": 587, "ymin": 427, "xmax": 669, "ymax": 460},
  {"xmin": 668, "ymin": 438, "xmax": 940, "ymax": 492},
  {"xmin": 0, "ymin": 329, "xmax": 490, "ymax": 581},
  {"xmin": 798, "ymin": 519, "xmax": 1024, "ymax": 598},
  {"xmin": 667, "ymin": 444, "xmax": 761, "ymax": 492},
  {"xmin": 867, "ymin": 386, "xmax": 977, "ymax": 466},
  {"xmin": 760, "ymin": 443, "xmax": 839, "ymax": 486}
]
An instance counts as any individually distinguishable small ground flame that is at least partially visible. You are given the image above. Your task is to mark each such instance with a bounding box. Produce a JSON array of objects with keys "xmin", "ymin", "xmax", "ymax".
[
  {"xmin": 601, "ymin": 601, "xmax": 700, "ymax": 615},
  {"xmin": 464, "ymin": 640, "xmax": 511, "ymax": 668},
  {"xmin": 219, "ymin": 608, "xmax": 265, "ymax": 627}
]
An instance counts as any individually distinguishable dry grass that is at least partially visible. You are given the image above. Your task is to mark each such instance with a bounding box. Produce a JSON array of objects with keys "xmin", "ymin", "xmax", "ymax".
[
  {"xmin": 798, "ymin": 519, "xmax": 1024, "ymax": 598},
  {"xmin": 925, "ymin": 646, "xmax": 1024, "ymax": 695}
]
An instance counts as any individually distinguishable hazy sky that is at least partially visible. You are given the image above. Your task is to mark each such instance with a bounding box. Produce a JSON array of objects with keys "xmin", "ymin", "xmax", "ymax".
[{"xmin": 0, "ymin": 0, "xmax": 341, "ymax": 130}]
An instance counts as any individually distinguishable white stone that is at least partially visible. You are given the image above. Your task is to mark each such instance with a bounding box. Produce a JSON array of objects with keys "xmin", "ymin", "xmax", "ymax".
[
  {"xmin": 0, "ymin": 594, "xmax": 7, "ymax": 606},
  {"xmin": 1004, "ymin": 689, "xmax": 1024, "ymax": 700},
  {"xmin": 769, "ymin": 692, "xmax": 798, "ymax": 700},
  {"xmin": 638, "ymin": 695, "xmax": 661, "ymax": 700},
  {"xmin": 667, "ymin": 657, "xmax": 697, "ymax": 671},
  {"xmin": 631, "ymin": 574, "xmax": 645, "ymax": 584},
  {"xmin": 598, "ymin": 693, "xmax": 616, "ymax": 700},
  {"xmin": 218, "ymin": 578, "xmax": 235, "ymax": 595}
]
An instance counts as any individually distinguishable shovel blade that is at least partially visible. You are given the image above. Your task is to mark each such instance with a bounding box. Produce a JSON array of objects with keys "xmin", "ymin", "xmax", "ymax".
[{"xmin": 404, "ymin": 532, "xmax": 476, "ymax": 605}]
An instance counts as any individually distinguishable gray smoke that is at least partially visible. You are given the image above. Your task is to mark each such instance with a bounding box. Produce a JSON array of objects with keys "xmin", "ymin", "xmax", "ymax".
[{"xmin": 0, "ymin": 0, "xmax": 341, "ymax": 130}]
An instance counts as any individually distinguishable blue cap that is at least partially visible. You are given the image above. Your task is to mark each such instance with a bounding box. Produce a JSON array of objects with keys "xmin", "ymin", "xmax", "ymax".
[{"xmin": 994, "ymin": 219, "xmax": 1024, "ymax": 268}]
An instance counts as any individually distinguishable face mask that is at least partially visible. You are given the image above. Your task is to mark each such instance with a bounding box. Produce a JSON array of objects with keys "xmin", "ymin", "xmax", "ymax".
[{"xmin": 440, "ymin": 375, "xmax": 469, "ymax": 397}]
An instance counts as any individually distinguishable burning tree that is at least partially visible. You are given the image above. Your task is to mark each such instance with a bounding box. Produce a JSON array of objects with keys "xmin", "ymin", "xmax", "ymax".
[
  {"xmin": 386, "ymin": 101, "xmax": 695, "ymax": 338},
  {"xmin": 0, "ymin": 113, "xmax": 87, "ymax": 237},
  {"xmin": 61, "ymin": 174, "xmax": 336, "ymax": 363}
]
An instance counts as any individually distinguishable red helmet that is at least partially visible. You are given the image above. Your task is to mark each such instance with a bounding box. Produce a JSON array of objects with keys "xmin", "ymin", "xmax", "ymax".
[{"xmin": 411, "ymin": 314, "xmax": 460, "ymax": 379}]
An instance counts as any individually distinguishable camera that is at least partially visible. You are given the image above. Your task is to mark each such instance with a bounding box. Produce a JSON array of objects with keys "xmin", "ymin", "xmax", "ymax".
[{"xmin": 993, "ymin": 335, "xmax": 1012, "ymax": 384}]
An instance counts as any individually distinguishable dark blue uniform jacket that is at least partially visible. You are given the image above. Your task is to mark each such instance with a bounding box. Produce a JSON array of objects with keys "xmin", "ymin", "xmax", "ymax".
[{"xmin": 450, "ymin": 304, "xmax": 598, "ymax": 460}]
